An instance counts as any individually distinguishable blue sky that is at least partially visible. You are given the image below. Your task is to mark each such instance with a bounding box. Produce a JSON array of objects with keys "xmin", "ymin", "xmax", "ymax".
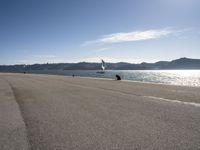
[{"xmin": 0, "ymin": 0, "xmax": 200, "ymax": 64}]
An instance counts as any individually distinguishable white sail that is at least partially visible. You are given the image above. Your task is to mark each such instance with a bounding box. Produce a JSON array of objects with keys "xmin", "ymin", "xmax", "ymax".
[
  {"xmin": 101, "ymin": 59, "xmax": 105, "ymax": 71},
  {"xmin": 96, "ymin": 59, "xmax": 106, "ymax": 74}
]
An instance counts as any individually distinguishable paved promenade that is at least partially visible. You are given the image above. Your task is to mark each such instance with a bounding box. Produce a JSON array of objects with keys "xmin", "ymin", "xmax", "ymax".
[{"xmin": 0, "ymin": 73, "xmax": 200, "ymax": 150}]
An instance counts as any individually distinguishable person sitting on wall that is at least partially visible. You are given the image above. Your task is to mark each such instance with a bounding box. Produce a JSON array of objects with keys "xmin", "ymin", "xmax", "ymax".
[{"xmin": 115, "ymin": 74, "xmax": 121, "ymax": 80}]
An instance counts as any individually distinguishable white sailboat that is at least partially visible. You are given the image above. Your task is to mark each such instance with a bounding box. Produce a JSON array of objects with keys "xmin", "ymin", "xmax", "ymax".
[{"xmin": 97, "ymin": 59, "xmax": 106, "ymax": 74}]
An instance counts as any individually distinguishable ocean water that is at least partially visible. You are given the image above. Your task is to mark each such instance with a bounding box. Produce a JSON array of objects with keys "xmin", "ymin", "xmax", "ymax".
[{"xmin": 28, "ymin": 70, "xmax": 200, "ymax": 87}]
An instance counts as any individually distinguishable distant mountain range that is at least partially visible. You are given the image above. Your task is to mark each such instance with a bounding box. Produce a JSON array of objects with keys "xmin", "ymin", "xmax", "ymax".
[{"xmin": 0, "ymin": 57, "xmax": 200, "ymax": 72}]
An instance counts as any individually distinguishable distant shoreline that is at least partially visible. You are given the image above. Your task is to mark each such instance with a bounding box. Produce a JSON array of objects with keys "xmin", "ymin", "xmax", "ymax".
[{"xmin": 1, "ymin": 58, "xmax": 200, "ymax": 70}]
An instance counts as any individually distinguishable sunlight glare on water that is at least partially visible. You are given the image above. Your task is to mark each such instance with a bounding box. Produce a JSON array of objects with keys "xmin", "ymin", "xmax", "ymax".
[
  {"xmin": 121, "ymin": 70, "xmax": 200, "ymax": 87},
  {"xmin": 29, "ymin": 70, "xmax": 200, "ymax": 87}
]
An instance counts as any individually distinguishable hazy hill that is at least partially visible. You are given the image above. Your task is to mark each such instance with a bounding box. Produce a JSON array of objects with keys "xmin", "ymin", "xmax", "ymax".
[{"xmin": 0, "ymin": 58, "xmax": 200, "ymax": 72}]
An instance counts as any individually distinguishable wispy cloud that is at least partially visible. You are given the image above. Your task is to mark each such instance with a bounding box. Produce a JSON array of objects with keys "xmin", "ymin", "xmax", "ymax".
[
  {"xmin": 83, "ymin": 28, "xmax": 174, "ymax": 46},
  {"xmin": 95, "ymin": 47, "xmax": 110, "ymax": 52}
]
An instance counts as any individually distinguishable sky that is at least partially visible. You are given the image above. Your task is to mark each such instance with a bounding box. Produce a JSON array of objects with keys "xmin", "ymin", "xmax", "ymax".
[{"xmin": 0, "ymin": 0, "xmax": 200, "ymax": 64}]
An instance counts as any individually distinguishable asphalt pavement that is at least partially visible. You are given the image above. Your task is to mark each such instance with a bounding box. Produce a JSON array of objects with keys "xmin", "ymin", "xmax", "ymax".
[{"xmin": 0, "ymin": 73, "xmax": 200, "ymax": 150}]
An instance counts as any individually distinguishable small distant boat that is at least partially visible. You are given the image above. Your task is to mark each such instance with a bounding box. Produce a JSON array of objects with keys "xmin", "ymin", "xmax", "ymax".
[{"xmin": 96, "ymin": 59, "xmax": 106, "ymax": 74}]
